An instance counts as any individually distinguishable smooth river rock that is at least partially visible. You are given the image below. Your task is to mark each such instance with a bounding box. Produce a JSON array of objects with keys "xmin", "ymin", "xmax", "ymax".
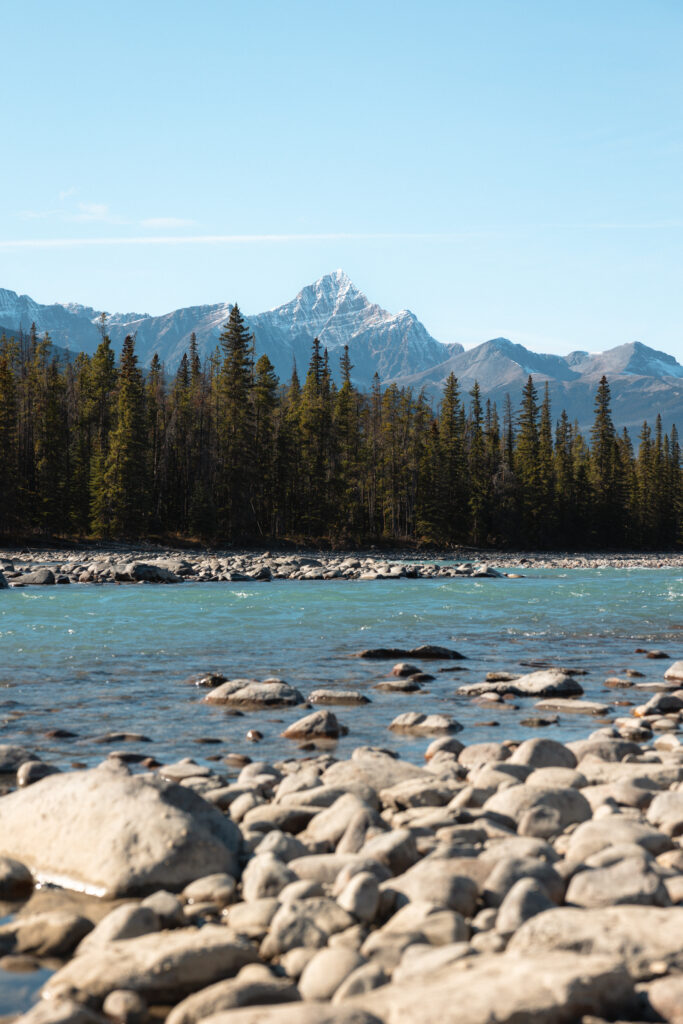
[
  {"xmin": 165, "ymin": 963, "xmax": 299, "ymax": 1024},
  {"xmin": 508, "ymin": 905, "xmax": 683, "ymax": 978},
  {"xmin": 459, "ymin": 669, "xmax": 584, "ymax": 698},
  {"xmin": 348, "ymin": 952, "xmax": 635, "ymax": 1024},
  {"xmin": 282, "ymin": 711, "xmax": 348, "ymax": 740},
  {"xmin": 44, "ymin": 925, "xmax": 258, "ymax": 1004},
  {"xmin": 203, "ymin": 680, "xmax": 304, "ymax": 709},
  {"xmin": 0, "ymin": 766, "xmax": 242, "ymax": 897}
]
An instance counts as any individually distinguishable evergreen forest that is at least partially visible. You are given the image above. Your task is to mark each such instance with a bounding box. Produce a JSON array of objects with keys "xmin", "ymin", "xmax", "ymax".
[{"xmin": 0, "ymin": 306, "xmax": 680, "ymax": 550}]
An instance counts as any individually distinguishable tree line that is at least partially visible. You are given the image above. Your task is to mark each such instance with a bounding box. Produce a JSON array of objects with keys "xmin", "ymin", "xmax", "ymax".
[{"xmin": 0, "ymin": 306, "xmax": 680, "ymax": 550}]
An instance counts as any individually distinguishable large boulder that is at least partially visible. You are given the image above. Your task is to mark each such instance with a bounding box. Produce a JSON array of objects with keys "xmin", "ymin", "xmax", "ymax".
[
  {"xmin": 44, "ymin": 925, "xmax": 257, "ymax": 1004},
  {"xmin": 114, "ymin": 562, "xmax": 182, "ymax": 583},
  {"xmin": 508, "ymin": 906, "xmax": 683, "ymax": 978},
  {"xmin": 348, "ymin": 952, "xmax": 635, "ymax": 1023},
  {"xmin": 14, "ymin": 568, "xmax": 55, "ymax": 586},
  {"xmin": 0, "ymin": 766, "xmax": 241, "ymax": 897},
  {"xmin": 664, "ymin": 660, "xmax": 683, "ymax": 681},
  {"xmin": 0, "ymin": 570, "xmax": 8, "ymax": 589}
]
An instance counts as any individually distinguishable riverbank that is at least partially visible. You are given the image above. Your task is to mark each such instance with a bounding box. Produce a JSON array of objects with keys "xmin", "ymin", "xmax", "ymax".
[
  {"xmin": 1, "ymin": 659, "xmax": 682, "ymax": 1023},
  {"xmin": 1, "ymin": 545, "xmax": 682, "ymax": 588}
]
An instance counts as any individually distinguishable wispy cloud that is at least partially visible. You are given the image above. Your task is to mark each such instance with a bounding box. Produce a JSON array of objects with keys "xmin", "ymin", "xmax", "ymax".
[
  {"xmin": 0, "ymin": 231, "xmax": 461, "ymax": 250},
  {"xmin": 140, "ymin": 217, "xmax": 197, "ymax": 229},
  {"xmin": 18, "ymin": 200, "xmax": 198, "ymax": 231},
  {"xmin": 72, "ymin": 202, "xmax": 113, "ymax": 222},
  {"xmin": 19, "ymin": 201, "xmax": 122, "ymax": 224},
  {"xmin": 3, "ymin": 220, "xmax": 681, "ymax": 251}
]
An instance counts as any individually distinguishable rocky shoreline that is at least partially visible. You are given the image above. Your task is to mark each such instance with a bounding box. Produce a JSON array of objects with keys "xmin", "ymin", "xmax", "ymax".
[
  {"xmin": 0, "ymin": 552, "xmax": 513, "ymax": 586},
  {"xmin": 1, "ymin": 657, "xmax": 682, "ymax": 1024},
  {"xmin": 1, "ymin": 545, "xmax": 682, "ymax": 588}
]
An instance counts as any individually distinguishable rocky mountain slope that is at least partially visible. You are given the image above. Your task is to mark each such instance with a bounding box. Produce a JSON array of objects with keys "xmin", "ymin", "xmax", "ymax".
[
  {"xmin": 1, "ymin": 274, "xmax": 681, "ymax": 432},
  {"xmin": 0, "ymin": 271, "xmax": 460, "ymax": 387},
  {"xmin": 394, "ymin": 338, "xmax": 683, "ymax": 434}
]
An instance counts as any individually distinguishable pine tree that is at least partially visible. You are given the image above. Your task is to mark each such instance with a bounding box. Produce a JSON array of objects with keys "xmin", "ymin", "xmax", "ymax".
[
  {"xmin": 218, "ymin": 304, "xmax": 255, "ymax": 537},
  {"xmin": 102, "ymin": 335, "xmax": 148, "ymax": 536},
  {"xmin": 146, "ymin": 353, "xmax": 166, "ymax": 530},
  {"xmin": 298, "ymin": 338, "xmax": 331, "ymax": 535},
  {"xmin": 589, "ymin": 375, "xmax": 618, "ymax": 545},
  {"xmin": 515, "ymin": 375, "xmax": 541, "ymax": 542},
  {"xmin": 468, "ymin": 382, "xmax": 488, "ymax": 544},
  {"xmin": 333, "ymin": 346, "xmax": 362, "ymax": 539},
  {"xmin": 537, "ymin": 383, "xmax": 556, "ymax": 543},
  {"xmin": 416, "ymin": 420, "xmax": 443, "ymax": 542},
  {"xmin": 252, "ymin": 354, "xmax": 278, "ymax": 536},
  {"xmin": 88, "ymin": 334, "xmax": 117, "ymax": 535},
  {"xmin": 0, "ymin": 339, "xmax": 19, "ymax": 534},
  {"xmin": 438, "ymin": 373, "xmax": 467, "ymax": 541}
]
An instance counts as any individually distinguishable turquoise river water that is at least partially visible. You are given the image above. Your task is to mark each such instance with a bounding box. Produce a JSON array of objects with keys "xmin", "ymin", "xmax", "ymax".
[
  {"xmin": 1, "ymin": 567, "xmax": 681, "ymax": 769},
  {"xmin": 0, "ymin": 566, "xmax": 682, "ymax": 1014}
]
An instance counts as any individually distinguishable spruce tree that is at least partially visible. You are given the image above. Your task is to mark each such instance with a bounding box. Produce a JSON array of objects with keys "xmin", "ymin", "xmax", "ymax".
[
  {"xmin": 439, "ymin": 373, "xmax": 467, "ymax": 540},
  {"xmin": 102, "ymin": 335, "xmax": 148, "ymax": 537},
  {"xmin": 88, "ymin": 335, "xmax": 117, "ymax": 535},
  {"xmin": 0, "ymin": 341, "xmax": 19, "ymax": 534},
  {"xmin": 252, "ymin": 354, "xmax": 278, "ymax": 535},
  {"xmin": 468, "ymin": 382, "xmax": 487, "ymax": 544},
  {"xmin": 515, "ymin": 375, "xmax": 541, "ymax": 542},
  {"xmin": 589, "ymin": 375, "xmax": 618, "ymax": 545},
  {"xmin": 218, "ymin": 304, "xmax": 255, "ymax": 537},
  {"xmin": 333, "ymin": 346, "xmax": 362, "ymax": 539}
]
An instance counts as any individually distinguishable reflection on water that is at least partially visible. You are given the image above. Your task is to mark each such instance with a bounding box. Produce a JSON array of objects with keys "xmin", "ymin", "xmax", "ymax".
[{"xmin": 0, "ymin": 961, "xmax": 54, "ymax": 1017}]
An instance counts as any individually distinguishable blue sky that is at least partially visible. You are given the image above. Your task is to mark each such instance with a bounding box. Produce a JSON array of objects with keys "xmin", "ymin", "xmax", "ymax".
[{"xmin": 2, "ymin": 0, "xmax": 682, "ymax": 359}]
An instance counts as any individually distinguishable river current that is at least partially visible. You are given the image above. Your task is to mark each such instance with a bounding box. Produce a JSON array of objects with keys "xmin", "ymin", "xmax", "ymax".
[{"xmin": 1, "ymin": 567, "xmax": 681, "ymax": 769}]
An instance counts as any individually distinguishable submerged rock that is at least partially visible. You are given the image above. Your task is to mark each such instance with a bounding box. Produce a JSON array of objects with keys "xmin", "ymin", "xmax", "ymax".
[
  {"xmin": 459, "ymin": 669, "xmax": 583, "ymax": 698},
  {"xmin": 309, "ymin": 690, "xmax": 370, "ymax": 706},
  {"xmin": 0, "ymin": 744, "xmax": 36, "ymax": 773},
  {"xmin": 0, "ymin": 910, "xmax": 93, "ymax": 957},
  {"xmin": 389, "ymin": 713, "xmax": 462, "ymax": 735},
  {"xmin": 282, "ymin": 711, "xmax": 348, "ymax": 741},
  {"xmin": 354, "ymin": 645, "xmax": 464, "ymax": 660},
  {"xmin": 664, "ymin": 660, "xmax": 683, "ymax": 681},
  {"xmin": 0, "ymin": 854, "xmax": 33, "ymax": 899},
  {"xmin": 203, "ymin": 679, "xmax": 304, "ymax": 709}
]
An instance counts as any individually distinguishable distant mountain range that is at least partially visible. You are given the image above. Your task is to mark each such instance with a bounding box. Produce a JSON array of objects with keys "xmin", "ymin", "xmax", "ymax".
[{"xmin": 1, "ymin": 271, "xmax": 681, "ymax": 433}]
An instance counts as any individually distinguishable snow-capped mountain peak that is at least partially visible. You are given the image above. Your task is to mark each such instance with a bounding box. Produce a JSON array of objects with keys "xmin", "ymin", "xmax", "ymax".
[{"xmin": 1, "ymin": 273, "xmax": 681, "ymax": 432}]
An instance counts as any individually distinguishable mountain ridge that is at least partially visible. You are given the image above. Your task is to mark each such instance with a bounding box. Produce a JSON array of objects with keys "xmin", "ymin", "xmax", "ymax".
[{"xmin": 0, "ymin": 273, "xmax": 681, "ymax": 433}]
